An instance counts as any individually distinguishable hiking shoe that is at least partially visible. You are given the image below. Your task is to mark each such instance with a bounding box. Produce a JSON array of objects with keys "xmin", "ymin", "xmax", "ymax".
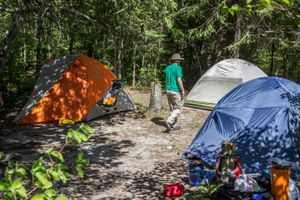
[
  {"xmin": 165, "ymin": 122, "xmax": 173, "ymax": 133},
  {"xmin": 172, "ymin": 125, "xmax": 180, "ymax": 131}
]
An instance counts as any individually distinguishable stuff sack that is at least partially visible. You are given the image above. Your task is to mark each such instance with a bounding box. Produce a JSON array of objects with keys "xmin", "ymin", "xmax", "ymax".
[
  {"xmin": 216, "ymin": 141, "xmax": 243, "ymax": 182},
  {"xmin": 165, "ymin": 183, "xmax": 185, "ymax": 197}
]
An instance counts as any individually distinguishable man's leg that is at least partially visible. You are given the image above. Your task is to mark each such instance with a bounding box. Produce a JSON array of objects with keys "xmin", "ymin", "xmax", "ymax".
[
  {"xmin": 165, "ymin": 91, "xmax": 174, "ymax": 132},
  {"xmin": 166, "ymin": 91, "xmax": 174, "ymax": 113},
  {"xmin": 166, "ymin": 91, "xmax": 183, "ymax": 130}
]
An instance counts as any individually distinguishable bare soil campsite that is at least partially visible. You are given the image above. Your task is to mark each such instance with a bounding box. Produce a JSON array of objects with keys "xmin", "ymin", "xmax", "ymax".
[{"xmin": 0, "ymin": 88, "xmax": 211, "ymax": 200}]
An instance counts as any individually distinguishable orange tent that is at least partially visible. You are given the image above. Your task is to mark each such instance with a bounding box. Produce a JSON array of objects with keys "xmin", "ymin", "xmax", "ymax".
[{"xmin": 14, "ymin": 55, "xmax": 135, "ymax": 124}]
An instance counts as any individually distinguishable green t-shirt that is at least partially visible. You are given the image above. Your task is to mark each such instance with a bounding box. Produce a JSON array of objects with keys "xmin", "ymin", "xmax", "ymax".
[{"xmin": 164, "ymin": 63, "xmax": 183, "ymax": 93}]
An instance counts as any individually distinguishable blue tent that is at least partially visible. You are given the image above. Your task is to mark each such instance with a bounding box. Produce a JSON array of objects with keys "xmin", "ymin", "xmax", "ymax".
[{"xmin": 184, "ymin": 77, "xmax": 300, "ymax": 172}]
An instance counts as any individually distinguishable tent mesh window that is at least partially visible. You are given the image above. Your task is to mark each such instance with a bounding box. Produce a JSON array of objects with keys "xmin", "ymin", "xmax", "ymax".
[{"xmin": 98, "ymin": 80, "xmax": 125, "ymax": 112}]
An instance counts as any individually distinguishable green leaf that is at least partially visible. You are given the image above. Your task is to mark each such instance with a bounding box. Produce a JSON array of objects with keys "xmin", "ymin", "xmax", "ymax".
[
  {"xmin": 58, "ymin": 171, "xmax": 68, "ymax": 184},
  {"xmin": 80, "ymin": 123, "xmax": 95, "ymax": 138},
  {"xmin": 16, "ymin": 185, "xmax": 27, "ymax": 198},
  {"xmin": 230, "ymin": 4, "xmax": 243, "ymax": 16},
  {"xmin": 246, "ymin": 0, "xmax": 253, "ymax": 4},
  {"xmin": 34, "ymin": 172, "xmax": 53, "ymax": 189},
  {"xmin": 32, "ymin": 157, "xmax": 46, "ymax": 174},
  {"xmin": 260, "ymin": 0, "xmax": 271, "ymax": 8},
  {"xmin": 15, "ymin": 165, "xmax": 27, "ymax": 177},
  {"xmin": 245, "ymin": 4, "xmax": 253, "ymax": 15},
  {"xmin": 53, "ymin": 164, "xmax": 70, "ymax": 184},
  {"xmin": 280, "ymin": 0, "xmax": 290, "ymax": 4},
  {"xmin": 67, "ymin": 129, "xmax": 86, "ymax": 143},
  {"xmin": 75, "ymin": 153, "xmax": 89, "ymax": 178},
  {"xmin": 44, "ymin": 189, "xmax": 57, "ymax": 199},
  {"xmin": 11, "ymin": 178, "xmax": 22, "ymax": 190},
  {"xmin": 67, "ymin": 129, "xmax": 76, "ymax": 138},
  {"xmin": 0, "ymin": 182, "xmax": 10, "ymax": 191},
  {"xmin": 76, "ymin": 152, "xmax": 84, "ymax": 161},
  {"xmin": 195, "ymin": 185, "xmax": 208, "ymax": 194},
  {"xmin": 44, "ymin": 148, "xmax": 54, "ymax": 156},
  {"xmin": 75, "ymin": 153, "xmax": 90, "ymax": 166},
  {"xmin": 0, "ymin": 151, "xmax": 4, "ymax": 159},
  {"xmin": 51, "ymin": 151, "xmax": 64, "ymax": 162},
  {"xmin": 228, "ymin": 8, "xmax": 235, "ymax": 16},
  {"xmin": 31, "ymin": 194, "xmax": 45, "ymax": 200},
  {"xmin": 75, "ymin": 165, "xmax": 84, "ymax": 178},
  {"xmin": 55, "ymin": 194, "xmax": 69, "ymax": 200},
  {"xmin": 220, "ymin": 2, "xmax": 229, "ymax": 15},
  {"xmin": 77, "ymin": 132, "xmax": 88, "ymax": 142},
  {"xmin": 6, "ymin": 168, "xmax": 15, "ymax": 175},
  {"xmin": 144, "ymin": 30, "xmax": 165, "ymax": 38},
  {"xmin": 4, "ymin": 191, "xmax": 15, "ymax": 199},
  {"xmin": 49, "ymin": 169, "xmax": 60, "ymax": 181}
]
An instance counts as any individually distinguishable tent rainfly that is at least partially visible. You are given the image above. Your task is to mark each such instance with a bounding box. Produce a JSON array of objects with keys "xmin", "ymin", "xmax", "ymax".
[
  {"xmin": 13, "ymin": 55, "xmax": 135, "ymax": 124},
  {"xmin": 184, "ymin": 76, "xmax": 300, "ymax": 172},
  {"xmin": 185, "ymin": 58, "xmax": 267, "ymax": 109}
]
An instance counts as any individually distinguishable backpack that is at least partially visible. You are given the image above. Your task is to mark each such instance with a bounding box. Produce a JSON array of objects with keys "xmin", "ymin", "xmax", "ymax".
[{"xmin": 215, "ymin": 141, "xmax": 243, "ymax": 182}]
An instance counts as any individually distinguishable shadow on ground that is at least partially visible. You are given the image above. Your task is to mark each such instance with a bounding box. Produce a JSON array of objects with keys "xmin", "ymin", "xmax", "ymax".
[
  {"xmin": 0, "ymin": 102, "xmax": 209, "ymax": 199},
  {"xmin": 150, "ymin": 117, "xmax": 166, "ymax": 127},
  {"xmin": 0, "ymin": 107, "xmax": 136, "ymax": 197},
  {"xmin": 60, "ymin": 158, "xmax": 207, "ymax": 200}
]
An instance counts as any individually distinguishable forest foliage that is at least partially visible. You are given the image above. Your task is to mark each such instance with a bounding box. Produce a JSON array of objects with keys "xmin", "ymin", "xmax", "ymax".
[{"xmin": 0, "ymin": 0, "xmax": 299, "ymax": 101}]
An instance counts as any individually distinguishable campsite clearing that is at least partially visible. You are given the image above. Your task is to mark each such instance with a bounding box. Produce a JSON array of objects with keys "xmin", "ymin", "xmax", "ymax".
[{"xmin": 0, "ymin": 88, "xmax": 210, "ymax": 199}]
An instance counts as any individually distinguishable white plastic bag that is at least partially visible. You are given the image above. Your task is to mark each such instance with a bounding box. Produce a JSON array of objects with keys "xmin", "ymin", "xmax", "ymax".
[
  {"xmin": 289, "ymin": 179, "xmax": 300, "ymax": 200},
  {"xmin": 234, "ymin": 174, "xmax": 264, "ymax": 192}
]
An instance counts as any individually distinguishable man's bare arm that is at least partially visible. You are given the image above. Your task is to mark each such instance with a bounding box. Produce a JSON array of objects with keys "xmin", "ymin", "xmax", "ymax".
[{"xmin": 177, "ymin": 77, "xmax": 185, "ymax": 99}]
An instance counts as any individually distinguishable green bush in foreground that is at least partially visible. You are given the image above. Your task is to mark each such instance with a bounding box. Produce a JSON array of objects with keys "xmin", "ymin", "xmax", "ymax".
[{"xmin": 0, "ymin": 123, "xmax": 95, "ymax": 200}]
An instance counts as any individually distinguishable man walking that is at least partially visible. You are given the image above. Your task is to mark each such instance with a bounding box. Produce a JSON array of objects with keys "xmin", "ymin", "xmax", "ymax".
[{"xmin": 164, "ymin": 53, "xmax": 185, "ymax": 133}]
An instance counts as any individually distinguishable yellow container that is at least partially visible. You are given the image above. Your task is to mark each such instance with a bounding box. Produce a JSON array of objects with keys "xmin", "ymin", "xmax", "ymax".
[{"xmin": 270, "ymin": 167, "xmax": 290, "ymax": 200}]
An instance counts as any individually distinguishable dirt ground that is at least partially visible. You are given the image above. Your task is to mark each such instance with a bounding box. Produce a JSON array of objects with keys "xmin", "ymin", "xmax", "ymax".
[{"xmin": 0, "ymin": 88, "xmax": 211, "ymax": 200}]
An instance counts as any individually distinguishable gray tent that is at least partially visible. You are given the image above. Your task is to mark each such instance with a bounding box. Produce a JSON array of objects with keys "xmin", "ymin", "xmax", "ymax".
[{"xmin": 185, "ymin": 58, "xmax": 267, "ymax": 109}]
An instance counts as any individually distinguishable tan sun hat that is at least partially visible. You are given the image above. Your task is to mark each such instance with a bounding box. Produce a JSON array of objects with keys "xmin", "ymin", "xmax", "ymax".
[{"xmin": 170, "ymin": 53, "xmax": 184, "ymax": 61}]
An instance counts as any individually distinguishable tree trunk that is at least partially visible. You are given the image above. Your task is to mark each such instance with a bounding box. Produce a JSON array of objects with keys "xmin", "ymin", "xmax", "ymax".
[
  {"xmin": 69, "ymin": 36, "xmax": 74, "ymax": 54},
  {"xmin": 149, "ymin": 82, "xmax": 162, "ymax": 112},
  {"xmin": 0, "ymin": 14, "xmax": 22, "ymax": 74},
  {"xmin": 200, "ymin": 42, "xmax": 208, "ymax": 73},
  {"xmin": 233, "ymin": 14, "xmax": 242, "ymax": 58},
  {"xmin": 23, "ymin": 42, "xmax": 27, "ymax": 65},
  {"xmin": 211, "ymin": 38, "xmax": 222, "ymax": 65},
  {"xmin": 35, "ymin": 9, "xmax": 47, "ymax": 79},
  {"xmin": 132, "ymin": 44, "xmax": 137, "ymax": 87},
  {"xmin": 117, "ymin": 37, "xmax": 123, "ymax": 79},
  {"xmin": 155, "ymin": 39, "xmax": 161, "ymax": 77},
  {"xmin": 36, "ymin": 10, "xmax": 44, "ymax": 79},
  {"xmin": 193, "ymin": 43, "xmax": 203, "ymax": 75},
  {"xmin": 269, "ymin": 42, "xmax": 275, "ymax": 75},
  {"xmin": 282, "ymin": 53, "xmax": 287, "ymax": 78}
]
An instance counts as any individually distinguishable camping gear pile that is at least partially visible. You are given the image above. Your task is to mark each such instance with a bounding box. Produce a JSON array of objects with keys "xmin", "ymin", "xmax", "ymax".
[
  {"xmin": 187, "ymin": 142, "xmax": 300, "ymax": 199},
  {"xmin": 184, "ymin": 76, "xmax": 300, "ymax": 199}
]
